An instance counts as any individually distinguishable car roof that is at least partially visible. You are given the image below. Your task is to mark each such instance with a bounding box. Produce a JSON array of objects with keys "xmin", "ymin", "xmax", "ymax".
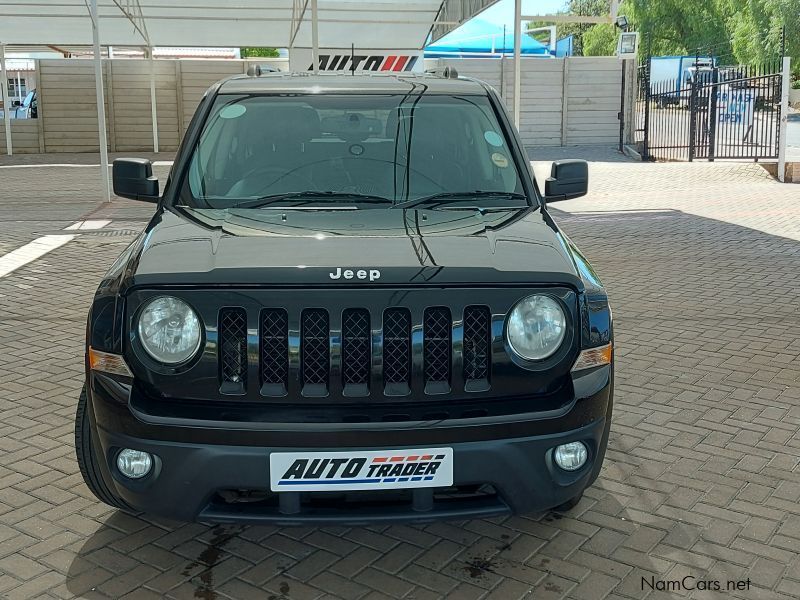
[{"xmin": 218, "ymin": 72, "xmax": 492, "ymax": 96}]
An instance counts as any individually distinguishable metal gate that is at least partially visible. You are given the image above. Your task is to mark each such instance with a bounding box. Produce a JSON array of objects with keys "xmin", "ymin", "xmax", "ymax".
[{"xmin": 636, "ymin": 60, "xmax": 785, "ymax": 162}]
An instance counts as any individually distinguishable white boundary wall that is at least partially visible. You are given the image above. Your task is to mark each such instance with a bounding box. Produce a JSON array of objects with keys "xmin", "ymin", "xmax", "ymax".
[
  {"xmin": 0, "ymin": 119, "xmax": 39, "ymax": 153},
  {"xmin": 433, "ymin": 57, "xmax": 631, "ymax": 147},
  {"xmin": 28, "ymin": 58, "xmax": 289, "ymax": 154},
  {"xmin": 7, "ymin": 56, "xmax": 629, "ymax": 154}
]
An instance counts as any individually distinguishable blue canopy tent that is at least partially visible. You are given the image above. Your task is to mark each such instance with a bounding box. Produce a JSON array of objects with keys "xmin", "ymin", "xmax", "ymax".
[{"xmin": 425, "ymin": 18, "xmax": 551, "ymax": 57}]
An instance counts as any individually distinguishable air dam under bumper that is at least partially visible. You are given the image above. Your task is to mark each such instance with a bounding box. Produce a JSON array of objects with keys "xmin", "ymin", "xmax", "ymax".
[{"xmin": 95, "ymin": 417, "xmax": 608, "ymax": 525}]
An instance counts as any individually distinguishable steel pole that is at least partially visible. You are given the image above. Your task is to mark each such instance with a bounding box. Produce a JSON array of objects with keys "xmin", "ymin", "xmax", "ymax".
[
  {"xmin": 90, "ymin": 0, "xmax": 111, "ymax": 201},
  {"xmin": 0, "ymin": 44, "xmax": 12, "ymax": 155},
  {"xmin": 148, "ymin": 47, "xmax": 159, "ymax": 153},
  {"xmin": 618, "ymin": 60, "xmax": 625, "ymax": 152},
  {"xmin": 513, "ymin": 0, "xmax": 522, "ymax": 127},
  {"xmin": 499, "ymin": 25, "xmax": 506, "ymax": 98},
  {"xmin": 311, "ymin": 0, "xmax": 319, "ymax": 74},
  {"xmin": 642, "ymin": 40, "xmax": 651, "ymax": 160},
  {"xmin": 777, "ymin": 56, "xmax": 790, "ymax": 182},
  {"xmin": 707, "ymin": 67, "xmax": 718, "ymax": 162}
]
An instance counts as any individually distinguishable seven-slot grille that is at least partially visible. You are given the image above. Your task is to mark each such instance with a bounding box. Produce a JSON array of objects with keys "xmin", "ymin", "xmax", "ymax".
[{"xmin": 217, "ymin": 307, "xmax": 492, "ymax": 397}]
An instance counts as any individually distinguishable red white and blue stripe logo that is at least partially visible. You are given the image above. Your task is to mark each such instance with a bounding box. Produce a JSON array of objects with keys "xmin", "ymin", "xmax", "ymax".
[{"xmin": 310, "ymin": 54, "xmax": 420, "ymax": 72}]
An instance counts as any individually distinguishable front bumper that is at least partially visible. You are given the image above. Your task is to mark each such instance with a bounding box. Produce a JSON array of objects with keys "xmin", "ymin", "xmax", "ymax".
[
  {"xmin": 88, "ymin": 367, "xmax": 612, "ymax": 525},
  {"xmin": 96, "ymin": 417, "xmax": 607, "ymax": 525}
]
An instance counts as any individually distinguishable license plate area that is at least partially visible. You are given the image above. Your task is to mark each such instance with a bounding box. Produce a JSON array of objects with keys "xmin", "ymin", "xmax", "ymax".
[{"xmin": 270, "ymin": 448, "xmax": 454, "ymax": 492}]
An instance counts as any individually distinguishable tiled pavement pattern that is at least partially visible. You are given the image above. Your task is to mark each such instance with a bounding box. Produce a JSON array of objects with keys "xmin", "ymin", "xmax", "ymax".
[
  {"xmin": 0, "ymin": 153, "xmax": 173, "ymax": 257},
  {"xmin": 0, "ymin": 147, "xmax": 798, "ymax": 600}
]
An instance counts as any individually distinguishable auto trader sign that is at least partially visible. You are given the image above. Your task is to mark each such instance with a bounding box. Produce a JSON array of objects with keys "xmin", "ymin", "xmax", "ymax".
[{"xmin": 291, "ymin": 48, "xmax": 423, "ymax": 73}]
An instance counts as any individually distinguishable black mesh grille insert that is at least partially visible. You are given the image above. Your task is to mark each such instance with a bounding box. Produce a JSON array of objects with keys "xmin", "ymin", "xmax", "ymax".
[
  {"xmin": 342, "ymin": 309, "xmax": 371, "ymax": 387},
  {"xmin": 260, "ymin": 309, "xmax": 288, "ymax": 395},
  {"xmin": 301, "ymin": 309, "xmax": 329, "ymax": 392},
  {"xmin": 217, "ymin": 302, "xmax": 497, "ymax": 398},
  {"xmin": 424, "ymin": 307, "xmax": 451, "ymax": 390},
  {"xmin": 463, "ymin": 306, "xmax": 491, "ymax": 382},
  {"xmin": 383, "ymin": 308, "xmax": 411, "ymax": 392},
  {"xmin": 219, "ymin": 308, "xmax": 248, "ymax": 393}
]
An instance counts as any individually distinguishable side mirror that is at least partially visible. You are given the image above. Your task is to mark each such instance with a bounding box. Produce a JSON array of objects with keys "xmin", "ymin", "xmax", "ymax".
[
  {"xmin": 12, "ymin": 100, "xmax": 21, "ymax": 107},
  {"xmin": 113, "ymin": 158, "xmax": 159, "ymax": 202},
  {"xmin": 544, "ymin": 159, "xmax": 588, "ymax": 202}
]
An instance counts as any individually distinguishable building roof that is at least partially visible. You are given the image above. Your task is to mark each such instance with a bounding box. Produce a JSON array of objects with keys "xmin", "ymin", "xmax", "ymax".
[
  {"xmin": 218, "ymin": 71, "xmax": 490, "ymax": 95},
  {"xmin": 0, "ymin": 0, "xmax": 498, "ymax": 49},
  {"xmin": 5, "ymin": 59, "xmax": 35, "ymax": 71}
]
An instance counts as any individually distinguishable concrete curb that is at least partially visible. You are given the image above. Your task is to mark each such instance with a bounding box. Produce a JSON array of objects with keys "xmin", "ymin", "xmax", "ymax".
[{"xmin": 622, "ymin": 144, "xmax": 642, "ymax": 161}]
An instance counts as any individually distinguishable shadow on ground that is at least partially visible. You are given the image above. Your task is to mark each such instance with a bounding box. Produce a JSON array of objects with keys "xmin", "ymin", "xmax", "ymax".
[{"xmin": 66, "ymin": 493, "xmax": 629, "ymax": 600}]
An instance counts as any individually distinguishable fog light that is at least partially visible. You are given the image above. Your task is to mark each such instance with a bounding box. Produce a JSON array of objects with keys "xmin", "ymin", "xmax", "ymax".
[
  {"xmin": 553, "ymin": 442, "xmax": 588, "ymax": 471},
  {"xmin": 116, "ymin": 449, "xmax": 153, "ymax": 479}
]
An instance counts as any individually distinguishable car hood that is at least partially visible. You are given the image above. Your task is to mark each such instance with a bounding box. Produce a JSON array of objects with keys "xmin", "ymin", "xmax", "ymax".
[{"xmin": 126, "ymin": 206, "xmax": 582, "ymax": 289}]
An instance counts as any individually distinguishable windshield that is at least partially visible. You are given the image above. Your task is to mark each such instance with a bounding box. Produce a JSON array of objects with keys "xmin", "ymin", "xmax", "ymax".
[{"xmin": 179, "ymin": 93, "xmax": 527, "ymax": 209}]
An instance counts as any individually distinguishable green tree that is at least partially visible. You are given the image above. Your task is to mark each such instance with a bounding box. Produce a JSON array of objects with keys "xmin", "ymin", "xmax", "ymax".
[
  {"xmin": 724, "ymin": 0, "xmax": 798, "ymax": 69},
  {"xmin": 582, "ymin": 23, "xmax": 618, "ymax": 56},
  {"xmin": 528, "ymin": 0, "xmax": 797, "ymax": 69},
  {"xmin": 626, "ymin": 0, "xmax": 796, "ymax": 68},
  {"xmin": 240, "ymin": 47, "xmax": 280, "ymax": 58},
  {"xmin": 528, "ymin": 0, "xmax": 612, "ymax": 56},
  {"xmin": 624, "ymin": 0, "xmax": 731, "ymax": 58}
]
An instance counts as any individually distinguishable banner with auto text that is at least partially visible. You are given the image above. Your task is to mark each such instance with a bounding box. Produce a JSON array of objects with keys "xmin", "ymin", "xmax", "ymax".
[{"xmin": 290, "ymin": 48, "xmax": 423, "ymax": 73}]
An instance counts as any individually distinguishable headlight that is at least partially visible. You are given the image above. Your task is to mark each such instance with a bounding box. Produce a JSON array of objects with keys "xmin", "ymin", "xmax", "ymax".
[
  {"xmin": 506, "ymin": 295, "xmax": 567, "ymax": 360},
  {"xmin": 137, "ymin": 296, "xmax": 202, "ymax": 364}
]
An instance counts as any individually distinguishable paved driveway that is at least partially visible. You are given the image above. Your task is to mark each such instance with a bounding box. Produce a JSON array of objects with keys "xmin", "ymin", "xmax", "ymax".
[{"xmin": 0, "ymin": 148, "xmax": 798, "ymax": 599}]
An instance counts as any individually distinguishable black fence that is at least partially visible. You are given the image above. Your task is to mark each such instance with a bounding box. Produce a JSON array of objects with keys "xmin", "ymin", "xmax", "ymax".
[{"xmin": 635, "ymin": 60, "xmax": 785, "ymax": 162}]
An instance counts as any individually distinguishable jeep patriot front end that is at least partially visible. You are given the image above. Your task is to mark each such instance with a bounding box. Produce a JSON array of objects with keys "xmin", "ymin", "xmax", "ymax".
[{"xmin": 77, "ymin": 71, "xmax": 613, "ymax": 525}]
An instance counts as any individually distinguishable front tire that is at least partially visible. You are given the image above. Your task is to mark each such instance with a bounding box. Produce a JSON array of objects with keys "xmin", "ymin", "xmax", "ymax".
[{"xmin": 75, "ymin": 385, "xmax": 126, "ymax": 510}]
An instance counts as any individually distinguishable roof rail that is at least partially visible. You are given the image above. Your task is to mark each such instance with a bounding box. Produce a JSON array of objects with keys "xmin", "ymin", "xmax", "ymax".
[
  {"xmin": 246, "ymin": 64, "xmax": 281, "ymax": 77},
  {"xmin": 425, "ymin": 66, "xmax": 459, "ymax": 79}
]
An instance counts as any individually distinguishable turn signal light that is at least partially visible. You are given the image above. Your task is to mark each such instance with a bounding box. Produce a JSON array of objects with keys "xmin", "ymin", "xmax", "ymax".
[
  {"xmin": 571, "ymin": 343, "xmax": 612, "ymax": 372},
  {"xmin": 88, "ymin": 348, "xmax": 133, "ymax": 377}
]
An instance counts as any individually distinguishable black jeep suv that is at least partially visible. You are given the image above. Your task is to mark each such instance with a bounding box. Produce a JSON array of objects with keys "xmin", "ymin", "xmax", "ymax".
[{"xmin": 77, "ymin": 71, "xmax": 613, "ymax": 525}]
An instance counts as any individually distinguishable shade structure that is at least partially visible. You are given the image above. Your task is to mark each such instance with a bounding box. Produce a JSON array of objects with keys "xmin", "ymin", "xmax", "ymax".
[
  {"xmin": 426, "ymin": 18, "xmax": 550, "ymax": 56},
  {"xmin": 0, "ymin": 0, "xmax": 488, "ymax": 49},
  {"xmin": 0, "ymin": 0, "xmax": 500, "ymax": 199}
]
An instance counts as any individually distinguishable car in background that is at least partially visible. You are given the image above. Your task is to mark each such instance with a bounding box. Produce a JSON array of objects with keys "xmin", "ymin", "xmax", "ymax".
[
  {"xmin": 649, "ymin": 55, "xmax": 714, "ymax": 107},
  {"xmin": 12, "ymin": 89, "xmax": 37, "ymax": 119}
]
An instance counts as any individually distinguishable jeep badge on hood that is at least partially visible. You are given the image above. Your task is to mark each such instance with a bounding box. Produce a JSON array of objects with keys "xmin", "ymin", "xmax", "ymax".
[{"xmin": 329, "ymin": 267, "xmax": 381, "ymax": 281}]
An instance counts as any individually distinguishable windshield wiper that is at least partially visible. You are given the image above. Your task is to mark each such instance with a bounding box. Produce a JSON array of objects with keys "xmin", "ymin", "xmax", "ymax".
[
  {"xmin": 391, "ymin": 191, "xmax": 528, "ymax": 210},
  {"xmin": 234, "ymin": 191, "xmax": 392, "ymax": 209}
]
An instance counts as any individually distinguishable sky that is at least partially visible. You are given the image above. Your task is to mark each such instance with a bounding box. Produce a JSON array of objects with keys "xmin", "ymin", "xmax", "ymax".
[{"xmin": 478, "ymin": 0, "xmax": 567, "ymax": 28}]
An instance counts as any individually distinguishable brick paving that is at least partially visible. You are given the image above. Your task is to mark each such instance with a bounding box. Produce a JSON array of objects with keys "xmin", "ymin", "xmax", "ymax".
[{"xmin": 0, "ymin": 147, "xmax": 798, "ymax": 599}]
